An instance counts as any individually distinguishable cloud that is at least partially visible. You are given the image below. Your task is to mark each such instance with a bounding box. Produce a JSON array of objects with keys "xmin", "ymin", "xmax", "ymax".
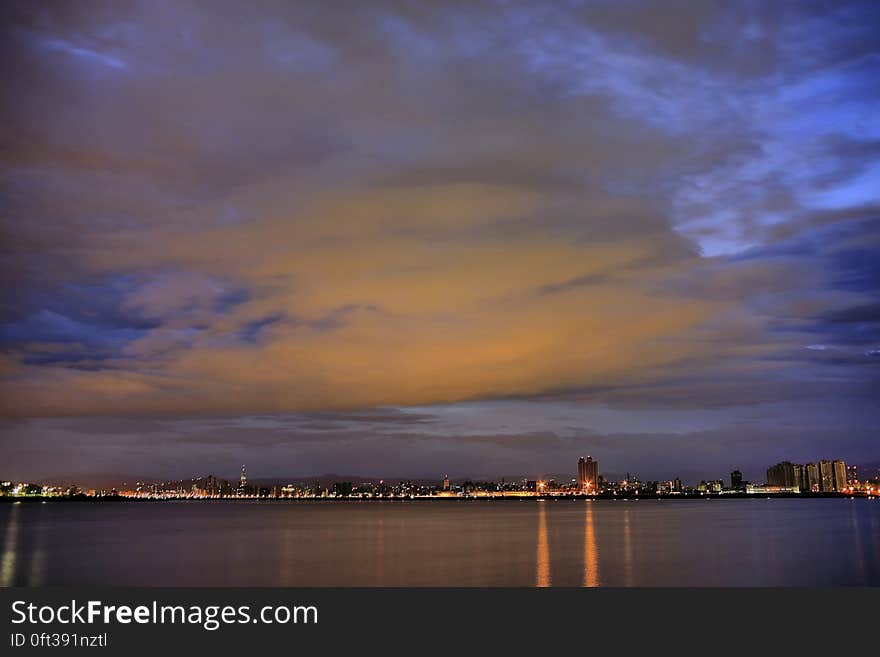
[{"xmin": 0, "ymin": 1, "xmax": 877, "ymax": 476}]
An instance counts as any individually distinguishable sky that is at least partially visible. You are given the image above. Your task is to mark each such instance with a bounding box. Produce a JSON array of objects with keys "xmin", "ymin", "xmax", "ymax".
[{"xmin": 1, "ymin": 0, "xmax": 878, "ymax": 485}]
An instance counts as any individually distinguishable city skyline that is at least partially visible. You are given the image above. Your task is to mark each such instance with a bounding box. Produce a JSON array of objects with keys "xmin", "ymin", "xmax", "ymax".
[
  {"xmin": 1, "ymin": 2, "xmax": 879, "ymax": 481},
  {"xmin": 4, "ymin": 453, "xmax": 876, "ymax": 497}
]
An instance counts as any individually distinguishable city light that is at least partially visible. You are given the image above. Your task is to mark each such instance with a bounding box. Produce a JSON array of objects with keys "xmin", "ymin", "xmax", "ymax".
[{"xmin": 2, "ymin": 456, "xmax": 876, "ymax": 501}]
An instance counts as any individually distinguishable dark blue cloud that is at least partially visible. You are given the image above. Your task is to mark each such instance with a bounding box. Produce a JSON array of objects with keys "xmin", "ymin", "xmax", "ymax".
[
  {"xmin": 236, "ymin": 313, "xmax": 285, "ymax": 345},
  {"xmin": 810, "ymin": 301, "xmax": 880, "ymax": 348},
  {"xmin": 0, "ymin": 309, "xmax": 145, "ymax": 347},
  {"xmin": 0, "ymin": 273, "xmax": 157, "ymax": 362},
  {"xmin": 829, "ymin": 246, "xmax": 880, "ymax": 295},
  {"xmin": 0, "ymin": 269, "xmax": 253, "ymax": 366},
  {"xmin": 723, "ymin": 217, "xmax": 880, "ymax": 358}
]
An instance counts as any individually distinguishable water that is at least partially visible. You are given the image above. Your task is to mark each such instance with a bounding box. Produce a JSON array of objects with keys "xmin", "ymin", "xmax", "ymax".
[{"xmin": 1, "ymin": 499, "xmax": 878, "ymax": 586}]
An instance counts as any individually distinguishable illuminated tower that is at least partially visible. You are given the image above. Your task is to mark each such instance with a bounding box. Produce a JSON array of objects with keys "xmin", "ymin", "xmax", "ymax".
[
  {"xmin": 804, "ymin": 463, "xmax": 820, "ymax": 492},
  {"xmin": 818, "ymin": 460, "xmax": 834, "ymax": 492},
  {"xmin": 442, "ymin": 474, "xmax": 450, "ymax": 491},
  {"xmin": 832, "ymin": 460, "xmax": 847, "ymax": 492},
  {"xmin": 793, "ymin": 464, "xmax": 805, "ymax": 491},
  {"xmin": 577, "ymin": 456, "xmax": 598, "ymax": 493},
  {"xmin": 239, "ymin": 465, "xmax": 248, "ymax": 494}
]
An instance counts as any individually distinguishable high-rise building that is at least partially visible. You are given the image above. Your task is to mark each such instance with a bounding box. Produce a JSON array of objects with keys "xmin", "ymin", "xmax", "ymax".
[
  {"xmin": 793, "ymin": 464, "xmax": 805, "ymax": 491},
  {"xmin": 239, "ymin": 464, "xmax": 248, "ymax": 494},
  {"xmin": 804, "ymin": 463, "xmax": 820, "ymax": 492},
  {"xmin": 818, "ymin": 460, "xmax": 834, "ymax": 492},
  {"xmin": 577, "ymin": 456, "xmax": 599, "ymax": 493},
  {"xmin": 730, "ymin": 470, "xmax": 743, "ymax": 490},
  {"xmin": 832, "ymin": 460, "xmax": 847, "ymax": 492},
  {"xmin": 442, "ymin": 474, "xmax": 450, "ymax": 491},
  {"xmin": 767, "ymin": 462, "xmax": 799, "ymax": 489}
]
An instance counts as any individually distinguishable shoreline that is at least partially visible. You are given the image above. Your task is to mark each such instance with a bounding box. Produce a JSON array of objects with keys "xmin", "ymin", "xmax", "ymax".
[{"xmin": 2, "ymin": 492, "xmax": 876, "ymax": 503}]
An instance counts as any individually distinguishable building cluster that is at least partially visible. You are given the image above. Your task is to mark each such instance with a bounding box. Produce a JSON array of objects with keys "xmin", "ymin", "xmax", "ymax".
[
  {"xmin": 121, "ymin": 466, "xmax": 277, "ymax": 499},
  {"xmin": 765, "ymin": 459, "xmax": 853, "ymax": 493},
  {"xmin": 2, "ymin": 457, "xmax": 878, "ymax": 500},
  {"xmin": 0, "ymin": 481, "xmax": 98, "ymax": 498}
]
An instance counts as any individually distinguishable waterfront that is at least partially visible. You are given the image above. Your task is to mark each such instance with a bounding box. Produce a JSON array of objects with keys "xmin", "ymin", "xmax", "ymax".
[{"xmin": 1, "ymin": 499, "xmax": 878, "ymax": 586}]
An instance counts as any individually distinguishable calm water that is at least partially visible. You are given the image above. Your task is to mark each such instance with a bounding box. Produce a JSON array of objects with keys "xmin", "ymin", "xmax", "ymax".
[{"xmin": 1, "ymin": 499, "xmax": 878, "ymax": 586}]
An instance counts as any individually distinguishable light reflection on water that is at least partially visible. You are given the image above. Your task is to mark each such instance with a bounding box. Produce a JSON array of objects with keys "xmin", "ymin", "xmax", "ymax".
[
  {"xmin": 536, "ymin": 502, "xmax": 550, "ymax": 587},
  {"xmin": 0, "ymin": 499, "xmax": 878, "ymax": 587},
  {"xmin": 583, "ymin": 503, "xmax": 598, "ymax": 587},
  {"xmin": 622, "ymin": 508, "xmax": 634, "ymax": 587},
  {"xmin": 0, "ymin": 502, "xmax": 18, "ymax": 586},
  {"xmin": 27, "ymin": 503, "xmax": 46, "ymax": 586}
]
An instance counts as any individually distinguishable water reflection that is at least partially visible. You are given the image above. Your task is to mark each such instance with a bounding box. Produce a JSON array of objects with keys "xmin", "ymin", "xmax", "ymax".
[
  {"xmin": 2, "ymin": 499, "xmax": 878, "ymax": 586},
  {"xmin": 536, "ymin": 502, "xmax": 551, "ymax": 587},
  {"xmin": 622, "ymin": 508, "xmax": 634, "ymax": 586},
  {"xmin": 375, "ymin": 518, "xmax": 385, "ymax": 585},
  {"xmin": 279, "ymin": 528, "xmax": 294, "ymax": 585},
  {"xmin": 1, "ymin": 503, "xmax": 19, "ymax": 587},
  {"xmin": 27, "ymin": 503, "xmax": 47, "ymax": 586},
  {"xmin": 850, "ymin": 502, "xmax": 866, "ymax": 581},
  {"xmin": 583, "ymin": 503, "xmax": 599, "ymax": 587},
  {"xmin": 868, "ymin": 505, "xmax": 879, "ymax": 563}
]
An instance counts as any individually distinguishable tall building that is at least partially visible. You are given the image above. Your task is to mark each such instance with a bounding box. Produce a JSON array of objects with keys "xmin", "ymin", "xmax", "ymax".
[
  {"xmin": 804, "ymin": 463, "xmax": 820, "ymax": 492},
  {"xmin": 239, "ymin": 464, "xmax": 248, "ymax": 494},
  {"xmin": 442, "ymin": 474, "xmax": 450, "ymax": 491},
  {"xmin": 577, "ymin": 456, "xmax": 599, "ymax": 492},
  {"xmin": 793, "ymin": 464, "xmax": 805, "ymax": 491},
  {"xmin": 832, "ymin": 460, "xmax": 847, "ymax": 492},
  {"xmin": 730, "ymin": 470, "xmax": 743, "ymax": 490},
  {"xmin": 818, "ymin": 460, "xmax": 834, "ymax": 492},
  {"xmin": 767, "ymin": 462, "xmax": 799, "ymax": 489}
]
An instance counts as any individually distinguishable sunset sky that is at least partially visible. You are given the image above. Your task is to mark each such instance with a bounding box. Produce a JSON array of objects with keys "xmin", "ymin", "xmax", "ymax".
[{"xmin": 1, "ymin": 1, "xmax": 878, "ymax": 484}]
